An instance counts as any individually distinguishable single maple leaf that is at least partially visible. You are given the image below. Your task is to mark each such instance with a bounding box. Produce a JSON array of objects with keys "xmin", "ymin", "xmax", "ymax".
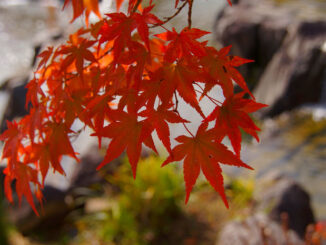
[
  {"xmin": 134, "ymin": 6, "xmax": 162, "ymax": 51},
  {"xmin": 13, "ymin": 163, "xmax": 40, "ymax": 215},
  {"xmin": 84, "ymin": 0, "xmax": 101, "ymax": 25},
  {"xmin": 139, "ymin": 103, "xmax": 189, "ymax": 153},
  {"xmin": 98, "ymin": 14, "xmax": 133, "ymax": 60},
  {"xmin": 206, "ymin": 92, "xmax": 267, "ymax": 155},
  {"xmin": 20, "ymin": 106, "xmax": 46, "ymax": 144},
  {"xmin": 162, "ymin": 122, "xmax": 252, "ymax": 206},
  {"xmin": 115, "ymin": 0, "xmax": 124, "ymax": 11},
  {"xmin": 122, "ymin": 41, "xmax": 151, "ymax": 88},
  {"xmin": 155, "ymin": 27, "xmax": 210, "ymax": 62},
  {"xmin": 43, "ymin": 122, "xmax": 79, "ymax": 174},
  {"xmin": 63, "ymin": 0, "xmax": 101, "ymax": 25},
  {"xmin": 80, "ymin": 93, "xmax": 114, "ymax": 145},
  {"xmin": 25, "ymin": 77, "xmax": 46, "ymax": 107},
  {"xmin": 0, "ymin": 121, "xmax": 22, "ymax": 162},
  {"xmin": 37, "ymin": 46, "xmax": 54, "ymax": 69},
  {"xmin": 99, "ymin": 7, "xmax": 160, "ymax": 61},
  {"xmin": 200, "ymin": 46, "xmax": 254, "ymax": 99},
  {"xmin": 60, "ymin": 38, "xmax": 97, "ymax": 79},
  {"xmin": 94, "ymin": 110, "xmax": 154, "ymax": 178},
  {"xmin": 162, "ymin": 61, "xmax": 205, "ymax": 118}
]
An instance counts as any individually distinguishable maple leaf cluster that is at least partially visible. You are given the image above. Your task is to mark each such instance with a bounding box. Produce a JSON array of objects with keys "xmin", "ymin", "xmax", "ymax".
[{"xmin": 0, "ymin": 0, "xmax": 266, "ymax": 214}]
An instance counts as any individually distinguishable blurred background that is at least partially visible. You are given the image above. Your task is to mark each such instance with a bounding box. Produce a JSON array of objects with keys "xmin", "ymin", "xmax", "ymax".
[{"xmin": 0, "ymin": 0, "xmax": 326, "ymax": 244}]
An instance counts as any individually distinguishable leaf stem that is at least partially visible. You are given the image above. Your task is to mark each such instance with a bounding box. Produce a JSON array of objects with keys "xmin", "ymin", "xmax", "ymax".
[
  {"xmin": 188, "ymin": 0, "xmax": 194, "ymax": 29},
  {"xmin": 193, "ymin": 82, "xmax": 223, "ymax": 105},
  {"xmin": 131, "ymin": 0, "xmax": 142, "ymax": 14}
]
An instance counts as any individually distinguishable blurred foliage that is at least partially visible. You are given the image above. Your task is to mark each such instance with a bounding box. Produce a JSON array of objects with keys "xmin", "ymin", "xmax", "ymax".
[
  {"xmin": 224, "ymin": 176, "xmax": 255, "ymax": 219},
  {"xmin": 0, "ymin": 172, "xmax": 9, "ymax": 245},
  {"xmin": 0, "ymin": 155, "xmax": 258, "ymax": 245},
  {"xmin": 73, "ymin": 155, "xmax": 185, "ymax": 245},
  {"xmin": 0, "ymin": 203, "xmax": 9, "ymax": 245}
]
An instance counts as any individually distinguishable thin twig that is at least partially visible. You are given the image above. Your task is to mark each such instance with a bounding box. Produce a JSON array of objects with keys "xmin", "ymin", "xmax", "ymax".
[
  {"xmin": 150, "ymin": 1, "xmax": 188, "ymax": 28},
  {"xmin": 173, "ymin": 91, "xmax": 194, "ymax": 137}
]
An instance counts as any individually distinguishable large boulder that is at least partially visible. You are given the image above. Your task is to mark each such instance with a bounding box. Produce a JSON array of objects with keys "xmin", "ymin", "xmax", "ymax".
[
  {"xmin": 215, "ymin": 0, "xmax": 326, "ymax": 117},
  {"xmin": 255, "ymin": 21, "xmax": 326, "ymax": 117}
]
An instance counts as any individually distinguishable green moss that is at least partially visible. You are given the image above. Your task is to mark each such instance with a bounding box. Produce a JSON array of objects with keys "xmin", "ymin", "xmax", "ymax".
[{"xmin": 74, "ymin": 155, "xmax": 185, "ymax": 245}]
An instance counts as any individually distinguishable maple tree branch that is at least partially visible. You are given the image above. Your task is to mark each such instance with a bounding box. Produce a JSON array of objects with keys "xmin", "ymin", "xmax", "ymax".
[
  {"xmin": 150, "ymin": 1, "xmax": 188, "ymax": 28},
  {"xmin": 188, "ymin": 0, "xmax": 194, "ymax": 29},
  {"xmin": 131, "ymin": 0, "xmax": 142, "ymax": 14}
]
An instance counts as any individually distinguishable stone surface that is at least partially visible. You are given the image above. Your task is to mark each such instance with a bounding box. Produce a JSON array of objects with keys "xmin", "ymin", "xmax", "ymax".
[
  {"xmin": 68, "ymin": 145, "xmax": 121, "ymax": 193},
  {"xmin": 256, "ymin": 176, "xmax": 315, "ymax": 238},
  {"xmin": 216, "ymin": 175, "xmax": 315, "ymax": 244},
  {"xmin": 215, "ymin": 0, "xmax": 326, "ymax": 117},
  {"xmin": 255, "ymin": 21, "xmax": 326, "ymax": 117},
  {"xmin": 0, "ymin": 81, "xmax": 29, "ymax": 132},
  {"xmin": 6, "ymin": 185, "xmax": 72, "ymax": 234},
  {"xmin": 215, "ymin": 0, "xmax": 291, "ymax": 89},
  {"xmin": 216, "ymin": 213, "xmax": 304, "ymax": 245}
]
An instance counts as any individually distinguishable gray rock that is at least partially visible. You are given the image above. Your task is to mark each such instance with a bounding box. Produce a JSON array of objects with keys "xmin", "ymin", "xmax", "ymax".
[
  {"xmin": 216, "ymin": 174, "xmax": 315, "ymax": 244},
  {"xmin": 257, "ymin": 177, "xmax": 315, "ymax": 238},
  {"xmin": 0, "ymin": 81, "xmax": 29, "ymax": 132},
  {"xmin": 6, "ymin": 185, "xmax": 72, "ymax": 234},
  {"xmin": 255, "ymin": 21, "xmax": 326, "ymax": 117},
  {"xmin": 215, "ymin": 0, "xmax": 291, "ymax": 89},
  {"xmin": 217, "ymin": 213, "xmax": 304, "ymax": 245},
  {"xmin": 215, "ymin": 0, "xmax": 326, "ymax": 117},
  {"xmin": 68, "ymin": 144, "xmax": 122, "ymax": 198}
]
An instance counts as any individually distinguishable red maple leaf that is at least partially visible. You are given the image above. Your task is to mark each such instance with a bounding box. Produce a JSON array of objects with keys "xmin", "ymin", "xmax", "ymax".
[
  {"xmin": 162, "ymin": 122, "xmax": 253, "ymax": 206},
  {"xmin": 155, "ymin": 27, "xmax": 209, "ymax": 62},
  {"xmin": 200, "ymin": 46, "xmax": 254, "ymax": 98},
  {"xmin": 206, "ymin": 92, "xmax": 267, "ymax": 155},
  {"xmin": 60, "ymin": 37, "xmax": 97, "ymax": 79},
  {"xmin": 94, "ymin": 110, "xmax": 155, "ymax": 178},
  {"xmin": 139, "ymin": 103, "xmax": 189, "ymax": 153},
  {"xmin": 63, "ymin": 0, "xmax": 101, "ymax": 25}
]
